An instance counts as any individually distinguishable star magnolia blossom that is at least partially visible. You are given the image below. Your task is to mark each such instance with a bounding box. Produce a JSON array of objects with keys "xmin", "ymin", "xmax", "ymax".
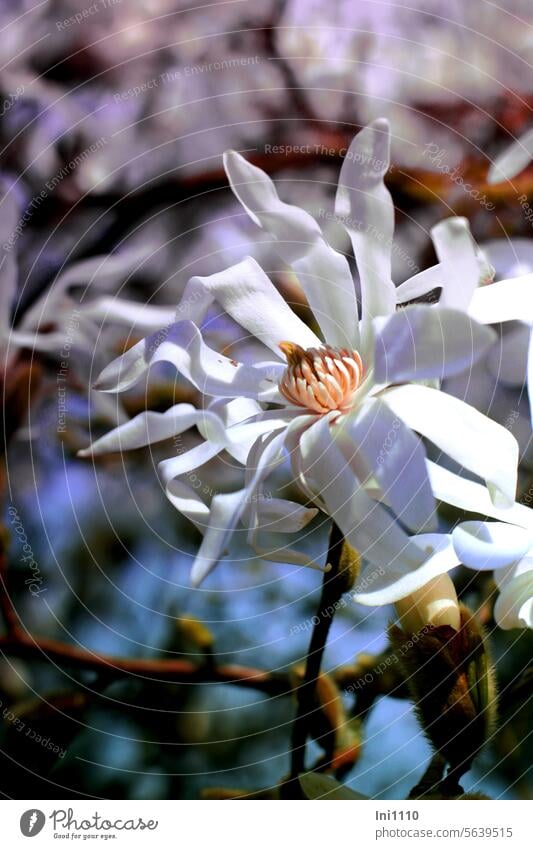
[{"xmin": 81, "ymin": 119, "xmax": 532, "ymax": 611}]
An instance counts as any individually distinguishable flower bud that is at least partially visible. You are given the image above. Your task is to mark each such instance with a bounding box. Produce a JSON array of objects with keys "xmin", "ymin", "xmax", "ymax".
[
  {"xmin": 389, "ymin": 604, "xmax": 497, "ymax": 780},
  {"xmin": 395, "ymin": 573, "xmax": 461, "ymax": 633}
]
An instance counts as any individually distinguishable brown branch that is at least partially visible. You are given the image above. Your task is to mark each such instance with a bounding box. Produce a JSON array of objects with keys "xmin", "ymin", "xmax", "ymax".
[{"xmin": 0, "ymin": 630, "xmax": 290, "ymax": 695}]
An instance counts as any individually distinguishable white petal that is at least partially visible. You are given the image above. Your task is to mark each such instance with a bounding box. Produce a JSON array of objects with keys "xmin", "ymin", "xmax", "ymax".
[
  {"xmin": 246, "ymin": 497, "xmax": 318, "ymax": 534},
  {"xmin": 223, "ymin": 409, "xmax": 300, "ymax": 464},
  {"xmin": 299, "ymin": 415, "xmax": 431, "ymax": 569},
  {"xmin": 468, "ymin": 276, "xmax": 533, "ymax": 325},
  {"xmin": 208, "ymin": 397, "xmax": 262, "ymax": 428},
  {"xmin": 383, "ymin": 384, "xmax": 519, "ymax": 507},
  {"xmin": 494, "ymin": 571, "xmax": 533, "ymax": 629},
  {"xmin": 81, "ymin": 297, "xmax": 176, "ymax": 332},
  {"xmin": 190, "ymin": 428, "xmax": 288, "ymax": 585},
  {"xmin": 245, "ymin": 498, "xmax": 324, "ymax": 571},
  {"xmin": 93, "ymin": 320, "xmax": 285, "ymax": 398},
  {"xmin": 336, "ymin": 398, "xmax": 436, "ymax": 533},
  {"xmin": 78, "ymin": 404, "xmax": 225, "ymax": 457},
  {"xmin": 159, "ymin": 440, "xmax": 223, "ymax": 484},
  {"xmin": 177, "ymin": 256, "xmax": 321, "ymax": 355},
  {"xmin": 165, "ymin": 478, "xmax": 210, "ymax": 530},
  {"xmin": 488, "ymin": 128, "xmax": 533, "ymax": 184},
  {"xmin": 223, "ymin": 151, "xmax": 359, "ymax": 348},
  {"xmin": 353, "ymin": 534, "xmax": 460, "ymax": 607},
  {"xmin": 430, "ymin": 217, "xmax": 481, "ymax": 311},
  {"xmin": 335, "ymin": 119, "xmax": 396, "ymax": 349},
  {"xmin": 373, "ymin": 306, "xmax": 496, "ymax": 383},
  {"xmin": 452, "ymin": 521, "xmax": 533, "ymax": 570},
  {"xmin": 395, "ymin": 262, "xmax": 451, "ymax": 304},
  {"xmin": 427, "ymin": 460, "xmax": 533, "ymax": 530}
]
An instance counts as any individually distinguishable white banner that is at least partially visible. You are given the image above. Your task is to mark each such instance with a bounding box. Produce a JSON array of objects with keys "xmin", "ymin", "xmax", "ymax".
[{"xmin": 1, "ymin": 800, "xmax": 528, "ymax": 847}]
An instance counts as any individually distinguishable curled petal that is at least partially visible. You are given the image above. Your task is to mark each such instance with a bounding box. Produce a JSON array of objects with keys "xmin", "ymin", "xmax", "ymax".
[
  {"xmin": 430, "ymin": 217, "xmax": 481, "ymax": 311},
  {"xmin": 452, "ymin": 521, "xmax": 533, "ymax": 570},
  {"xmin": 335, "ymin": 119, "xmax": 396, "ymax": 350},
  {"xmin": 176, "ymin": 256, "xmax": 321, "ymax": 355},
  {"xmin": 353, "ymin": 535, "xmax": 460, "ymax": 607},
  {"xmin": 427, "ymin": 461, "xmax": 533, "ymax": 530},
  {"xmin": 93, "ymin": 319, "xmax": 285, "ymax": 399},
  {"xmin": 223, "ymin": 151, "xmax": 359, "ymax": 349},
  {"xmin": 78, "ymin": 404, "xmax": 225, "ymax": 457}
]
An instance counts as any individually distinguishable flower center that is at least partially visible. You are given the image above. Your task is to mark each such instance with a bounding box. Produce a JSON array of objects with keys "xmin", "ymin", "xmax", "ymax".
[{"xmin": 278, "ymin": 342, "xmax": 364, "ymax": 414}]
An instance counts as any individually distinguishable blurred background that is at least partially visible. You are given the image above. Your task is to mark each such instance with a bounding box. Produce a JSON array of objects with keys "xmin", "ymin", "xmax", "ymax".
[{"xmin": 0, "ymin": 0, "xmax": 531, "ymax": 800}]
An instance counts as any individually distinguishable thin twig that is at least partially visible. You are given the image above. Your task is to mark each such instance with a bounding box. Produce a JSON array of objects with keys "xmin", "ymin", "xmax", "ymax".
[
  {"xmin": 284, "ymin": 522, "xmax": 346, "ymax": 796},
  {"xmin": 0, "ymin": 631, "xmax": 289, "ymax": 694}
]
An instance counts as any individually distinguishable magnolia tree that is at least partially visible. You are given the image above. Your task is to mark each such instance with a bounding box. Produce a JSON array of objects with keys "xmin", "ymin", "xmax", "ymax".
[{"xmin": 69, "ymin": 120, "xmax": 533, "ymax": 799}]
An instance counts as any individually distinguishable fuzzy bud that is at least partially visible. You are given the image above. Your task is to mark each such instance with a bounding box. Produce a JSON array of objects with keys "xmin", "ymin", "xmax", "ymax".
[{"xmin": 389, "ymin": 604, "xmax": 497, "ymax": 780}]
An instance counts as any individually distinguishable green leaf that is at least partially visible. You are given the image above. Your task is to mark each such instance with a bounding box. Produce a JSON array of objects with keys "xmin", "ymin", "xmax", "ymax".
[{"xmin": 299, "ymin": 773, "xmax": 368, "ymax": 800}]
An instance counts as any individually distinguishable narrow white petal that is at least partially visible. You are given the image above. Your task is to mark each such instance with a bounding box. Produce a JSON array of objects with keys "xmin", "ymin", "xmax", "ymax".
[
  {"xmin": 93, "ymin": 320, "xmax": 285, "ymax": 398},
  {"xmin": 383, "ymin": 384, "xmax": 519, "ymax": 507},
  {"xmin": 78, "ymin": 404, "xmax": 225, "ymax": 457},
  {"xmin": 159, "ymin": 440, "xmax": 223, "ymax": 484},
  {"xmin": 468, "ymin": 276, "xmax": 533, "ymax": 325},
  {"xmin": 395, "ymin": 262, "xmax": 451, "ymax": 304},
  {"xmin": 488, "ymin": 128, "xmax": 533, "ymax": 184},
  {"xmin": 190, "ymin": 428, "xmax": 288, "ymax": 585},
  {"xmin": 245, "ymin": 498, "xmax": 324, "ymax": 571},
  {"xmin": 177, "ymin": 256, "xmax": 321, "ymax": 355},
  {"xmin": 223, "ymin": 151, "xmax": 359, "ymax": 348},
  {"xmin": 373, "ymin": 306, "xmax": 496, "ymax": 384},
  {"xmin": 299, "ymin": 415, "xmax": 431, "ymax": 569},
  {"xmin": 165, "ymin": 478, "xmax": 210, "ymax": 529},
  {"xmin": 430, "ymin": 217, "xmax": 481, "ymax": 311},
  {"xmin": 452, "ymin": 521, "xmax": 533, "ymax": 570},
  {"xmin": 245, "ymin": 497, "xmax": 318, "ymax": 534},
  {"xmin": 336, "ymin": 398, "xmax": 436, "ymax": 533},
  {"xmin": 427, "ymin": 460, "xmax": 533, "ymax": 530},
  {"xmin": 223, "ymin": 410, "xmax": 300, "ymax": 464},
  {"xmin": 335, "ymin": 119, "xmax": 396, "ymax": 350},
  {"xmin": 353, "ymin": 534, "xmax": 460, "ymax": 607}
]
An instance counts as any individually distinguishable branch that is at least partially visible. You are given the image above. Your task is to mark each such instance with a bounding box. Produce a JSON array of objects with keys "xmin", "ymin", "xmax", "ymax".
[
  {"xmin": 283, "ymin": 523, "xmax": 350, "ymax": 797},
  {"xmin": 0, "ymin": 631, "xmax": 289, "ymax": 695}
]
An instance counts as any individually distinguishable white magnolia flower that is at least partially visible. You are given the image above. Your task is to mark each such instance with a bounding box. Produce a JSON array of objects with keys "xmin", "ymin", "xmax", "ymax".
[
  {"xmin": 81, "ymin": 120, "xmax": 530, "ymax": 606},
  {"xmin": 453, "ymin": 522, "xmax": 533, "ymax": 629},
  {"xmin": 442, "ymin": 233, "xmax": 533, "ymax": 469}
]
